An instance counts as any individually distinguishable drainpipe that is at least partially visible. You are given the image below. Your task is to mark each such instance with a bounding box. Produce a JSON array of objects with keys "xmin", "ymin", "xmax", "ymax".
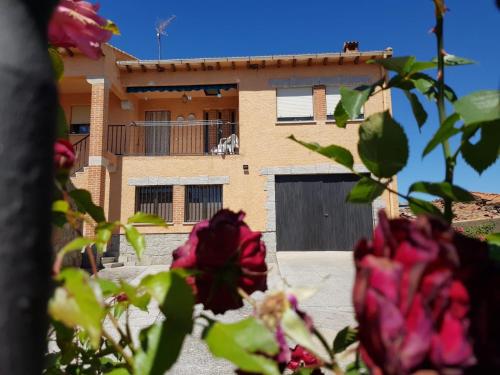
[{"xmin": 0, "ymin": 1, "xmax": 58, "ymax": 374}]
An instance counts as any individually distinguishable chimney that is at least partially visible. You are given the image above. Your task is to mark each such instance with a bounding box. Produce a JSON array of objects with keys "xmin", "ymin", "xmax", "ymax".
[{"xmin": 343, "ymin": 41, "xmax": 359, "ymax": 53}]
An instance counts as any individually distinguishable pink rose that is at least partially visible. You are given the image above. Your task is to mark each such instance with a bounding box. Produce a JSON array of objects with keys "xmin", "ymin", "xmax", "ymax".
[
  {"xmin": 54, "ymin": 139, "xmax": 75, "ymax": 170},
  {"xmin": 353, "ymin": 211, "xmax": 477, "ymax": 374},
  {"xmin": 48, "ymin": 0, "xmax": 112, "ymax": 59},
  {"xmin": 171, "ymin": 210, "xmax": 267, "ymax": 314}
]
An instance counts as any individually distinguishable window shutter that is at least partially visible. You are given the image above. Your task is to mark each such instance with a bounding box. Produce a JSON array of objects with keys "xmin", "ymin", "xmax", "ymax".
[
  {"xmin": 71, "ymin": 106, "xmax": 91, "ymax": 124},
  {"xmin": 277, "ymin": 87, "xmax": 313, "ymax": 121},
  {"xmin": 326, "ymin": 87, "xmax": 341, "ymax": 117}
]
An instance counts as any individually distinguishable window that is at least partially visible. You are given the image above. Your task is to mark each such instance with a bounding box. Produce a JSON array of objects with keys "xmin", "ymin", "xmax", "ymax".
[
  {"xmin": 326, "ymin": 86, "xmax": 364, "ymax": 121},
  {"xmin": 135, "ymin": 186, "xmax": 173, "ymax": 222},
  {"xmin": 70, "ymin": 106, "xmax": 91, "ymax": 134},
  {"xmin": 276, "ymin": 87, "xmax": 314, "ymax": 122},
  {"xmin": 185, "ymin": 185, "xmax": 223, "ymax": 222}
]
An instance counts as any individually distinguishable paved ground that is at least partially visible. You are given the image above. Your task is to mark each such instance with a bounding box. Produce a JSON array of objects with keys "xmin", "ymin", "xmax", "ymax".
[{"xmin": 99, "ymin": 251, "xmax": 356, "ymax": 374}]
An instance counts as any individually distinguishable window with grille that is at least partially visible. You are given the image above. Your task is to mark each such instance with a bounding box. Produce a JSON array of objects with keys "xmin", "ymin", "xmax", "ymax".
[
  {"xmin": 135, "ymin": 186, "xmax": 173, "ymax": 222},
  {"xmin": 276, "ymin": 87, "xmax": 314, "ymax": 122},
  {"xmin": 185, "ymin": 185, "xmax": 223, "ymax": 222},
  {"xmin": 326, "ymin": 86, "xmax": 364, "ymax": 121}
]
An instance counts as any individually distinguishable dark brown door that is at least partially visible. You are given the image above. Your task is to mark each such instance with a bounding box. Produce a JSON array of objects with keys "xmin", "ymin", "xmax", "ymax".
[{"xmin": 275, "ymin": 174, "xmax": 373, "ymax": 251}]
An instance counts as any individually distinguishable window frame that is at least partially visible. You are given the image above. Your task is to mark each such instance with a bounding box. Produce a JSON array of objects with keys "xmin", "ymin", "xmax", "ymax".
[
  {"xmin": 135, "ymin": 185, "xmax": 173, "ymax": 223},
  {"xmin": 184, "ymin": 185, "xmax": 223, "ymax": 223}
]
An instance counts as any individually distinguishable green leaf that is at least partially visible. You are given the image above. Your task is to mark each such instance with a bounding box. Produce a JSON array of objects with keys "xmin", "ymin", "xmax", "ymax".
[
  {"xmin": 487, "ymin": 233, "xmax": 500, "ymax": 247},
  {"xmin": 120, "ymin": 281, "xmax": 151, "ymax": 311},
  {"xmin": 124, "ymin": 224, "xmax": 145, "ymax": 259},
  {"xmin": 358, "ymin": 112, "xmax": 409, "ymax": 178},
  {"xmin": 408, "ymin": 197, "xmax": 443, "ymax": 218},
  {"xmin": 410, "ymin": 73, "xmax": 457, "ymax": 102},
  {"xmin": 432, "ymin": 54, "xmax": 475, "ymax": 66},
  {"xmin": 289, "ymin": 135, "xmax": 354, "ymax": 170},
  {"xmin": 95, "ymin": 223, "xmax": 114, "ymax": 253},
  {"xmin": 69, "ymin": 189, "xmax": 106, "ymax": 223},
  {"xmin": 368, "ymin": 56, "xmax": 415, "ymax": 75},
  {"xmin": 140, "ymin": 271, "xmax": 172, "ymax": 303},
  {"xmin": 347, "ymin": 177, "xmax": 385, "ymax": 203},
  {"xmin": 345, "ymin": 359, "xmax": 369, "ymax": 375},
  {"xmin": 339, "ymin": 86, "xmax": 371, "ymax": 120},
  {"xmin": 281, "ymin": 309, "xmax": 326, "ymax": 362},
  {"xmin": 96, "ymin": 278, "xmax": 120, "ymax": 298},
  {"xmin": 128, "ymin": 212, "xmax": 167, "ymax": 226},
  {"xmin": 423, "ymin": 113, "xmax": 461, "ymax": 157},
  {"xmin": 48, "ymin": 46, "xmax": 64, "ymax": 80},
  {"xmin": 404, "ymin": 91, "xmax": 428, "ymax": 128},
  {"xmin": 454, "ymin": 90, "xmax": 500, "ymax": 125},
  {"xmin": 409, "ymin": 182, "xmax": 474, "ymax": 202},
  {"xmin": 460, "ymin": 122, "xmax": 500, "ymax": 174},
  {"xmin": 59, "ymin": 237, "xmax": 94, "ymax": 257},
  {"xmin": 134, "ymin": 273, "xmax": 194, "ymax": 375},
  {"xmin": 334, "ymin": 101, "xmax": 350, "ymax": 128},
  {"xmin": 53, "ymin": 200, "xmax": 70, "ymax": 214},
  {"xmin": 203, "ymin": 318, "xmax": 280, "ymax": 375},
  {"xmin": 106, "ymin": 369, "xmax": 130, "ymax": 375},
  {"xmin": 408, "ymin": 61, "xmax": 437, "ymax": 74},
  {"xmin": 49, "ymin": 269, "xmax": 105, "ymax": 348},
  {"xmin": 333, "ymin": 326, "xmax": 358, "ymax": 354}
]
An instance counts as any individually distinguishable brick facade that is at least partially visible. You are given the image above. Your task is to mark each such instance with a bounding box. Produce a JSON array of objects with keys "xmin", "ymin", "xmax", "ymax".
[
  {"xmin": 172, "ymin": 185, "xmax": 185, "ymax": 224},
  {"xmin": 313, "ymin": 85, "xmax": 327, "ymax": 121}
]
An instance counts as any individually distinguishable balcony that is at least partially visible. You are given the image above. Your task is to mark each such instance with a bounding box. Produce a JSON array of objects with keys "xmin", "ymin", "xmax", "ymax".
[{"xmin": 107, "ymin": 120, "xmax": 239, "ymax": 157}]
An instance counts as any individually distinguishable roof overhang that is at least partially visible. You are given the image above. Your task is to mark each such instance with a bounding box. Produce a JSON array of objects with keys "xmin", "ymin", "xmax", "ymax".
[
  {"xmin": 126, "ymin": 83, "xmax": 237, "ymax": 94},
  {"xmin": 116, "ymin": 49, "xmax": 393, "ymax": 73}
]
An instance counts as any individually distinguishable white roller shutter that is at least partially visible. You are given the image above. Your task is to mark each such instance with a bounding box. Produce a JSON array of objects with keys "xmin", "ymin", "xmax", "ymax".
[
  {"xmin": 326, "ymin": 86, "xmax": 341, "ymax": 118},
  {"xmin": 71, "ymin": 106, "xmax": 91, "ymax": 124},
  {"xmin": 277, "ymin": 87, "xmax": 313, "ymax": 121}
]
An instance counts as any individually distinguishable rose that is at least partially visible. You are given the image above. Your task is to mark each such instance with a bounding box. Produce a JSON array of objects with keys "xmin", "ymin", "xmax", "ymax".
[
  {"xmin": 353, "ymin": 211, "xmax": 479, "ymax": 375},
  {"xmin": 287, "ymin": 345, "xmax": 323, "ymax": 373},
  {"xmin": 171, "ymin": 210, "xmax": 267, "ymax": 314},
  {"xmin": 48, "ymin": 0, "xmax": 113, "ymax": 59},
  {"xmin": 54, "ymin": 139, "xmax": 75, "ymax": 170}
]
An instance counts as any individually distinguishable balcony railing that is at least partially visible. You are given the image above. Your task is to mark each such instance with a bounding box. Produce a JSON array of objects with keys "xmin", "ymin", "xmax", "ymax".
[
  {"xmin": 71, "ymin": 135, "xmax": 89, "ymax": 175},
  {"xmin": 107, "ymin": 120, "xmax": 239, "ymax": 157}
]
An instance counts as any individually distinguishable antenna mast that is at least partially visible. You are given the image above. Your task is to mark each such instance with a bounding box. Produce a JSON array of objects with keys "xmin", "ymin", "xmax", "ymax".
[{"xmin": 156, "ymin": 15, "xmax": 176, "ymax": 60}]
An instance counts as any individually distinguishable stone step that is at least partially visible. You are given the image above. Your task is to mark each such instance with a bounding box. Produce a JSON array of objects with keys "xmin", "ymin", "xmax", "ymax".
[
  {"xmin": 103, "ymin": 262, "xmax": 125, "ymax": 269},
  {"xmin": 102, "ymin": 257, "xmax": 117, "ymax": 264}
]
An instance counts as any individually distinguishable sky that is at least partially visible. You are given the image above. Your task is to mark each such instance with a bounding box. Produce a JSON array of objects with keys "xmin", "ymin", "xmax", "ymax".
[{"xmin": 98, "ymin": 0, "xmax": 500, "ymax": 197}]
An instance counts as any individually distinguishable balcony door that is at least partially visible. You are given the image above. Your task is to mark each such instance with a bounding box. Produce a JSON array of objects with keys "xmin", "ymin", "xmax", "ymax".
[{"xmin": 145, "ymin": 111, "xmax": 170, "ymax": 155}]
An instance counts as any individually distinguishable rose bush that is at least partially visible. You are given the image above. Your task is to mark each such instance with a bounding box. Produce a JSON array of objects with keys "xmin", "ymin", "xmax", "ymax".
[
  {"xmin": 54, "ymin": 138, "xmax": 75, "ymax": 170},
  {"xmin": 171, "ymin": 209, "xmax": 267, "ymax": 314},
  {"xmin": 49, "ymin": 0, "xmax": 113, "ymax": 59},
  {"xmin": 353, "ymin": 211, "xmax": 484, "ymax": 374}
]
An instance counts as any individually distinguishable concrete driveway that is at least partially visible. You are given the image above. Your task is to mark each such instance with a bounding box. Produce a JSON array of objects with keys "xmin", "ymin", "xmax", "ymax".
[{"xmin": 100, "ymin": 251, "xmax": 356, "ymax": 374}]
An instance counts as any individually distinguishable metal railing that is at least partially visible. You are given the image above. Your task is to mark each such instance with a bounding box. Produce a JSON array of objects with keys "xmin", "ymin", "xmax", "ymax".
[
  {"xmin": 71, "ymin": 135, "xmax": 89, "ymax": 174},
  {"xmin": 107, "ymin": 120, "xmax": 239, "ymax": 156}
]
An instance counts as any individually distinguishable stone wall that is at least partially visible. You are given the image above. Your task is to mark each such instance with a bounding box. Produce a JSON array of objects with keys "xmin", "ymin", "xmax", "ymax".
[{"xmin": 113, "ymin": 231, "xmax": 278, "ymax": 266}]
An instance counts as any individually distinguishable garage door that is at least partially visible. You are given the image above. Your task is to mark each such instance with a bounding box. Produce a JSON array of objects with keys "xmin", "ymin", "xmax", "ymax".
[{"xmin": 275, "ymin": 174, "xmax": 373, "ymax": 251}]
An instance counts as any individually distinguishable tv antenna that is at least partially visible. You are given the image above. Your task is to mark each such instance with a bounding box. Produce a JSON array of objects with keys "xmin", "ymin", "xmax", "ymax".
[{"xmin": 156, "ymin": 15, "xmax": 176, "ymax": 60}]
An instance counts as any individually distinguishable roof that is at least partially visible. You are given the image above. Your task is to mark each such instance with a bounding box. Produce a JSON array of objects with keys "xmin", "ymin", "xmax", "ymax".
[{"xmin": 116, "ymin": 48, "xmax": 393, "ymax": 73}]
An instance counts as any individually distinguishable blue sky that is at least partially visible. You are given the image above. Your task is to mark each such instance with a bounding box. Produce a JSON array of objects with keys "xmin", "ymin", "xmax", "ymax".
[{"xmin": 98, "ymin": 0, "xmax": 500, "ymax": 196}]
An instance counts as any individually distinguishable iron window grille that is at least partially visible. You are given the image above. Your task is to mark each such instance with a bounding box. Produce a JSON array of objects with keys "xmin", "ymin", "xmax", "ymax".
[
  {"xmin": 135, "ymin": 186, "xmax": 173, "ymax": 222},
  {"xmin": 185, "ymin": 185, "xmax": 223, "ymax": 222}
]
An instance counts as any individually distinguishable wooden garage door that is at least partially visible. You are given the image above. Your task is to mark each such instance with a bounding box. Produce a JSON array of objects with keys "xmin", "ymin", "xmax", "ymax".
[{"xmin": 275, "ymin": 174, "xmax": 373, "ymax": 251}]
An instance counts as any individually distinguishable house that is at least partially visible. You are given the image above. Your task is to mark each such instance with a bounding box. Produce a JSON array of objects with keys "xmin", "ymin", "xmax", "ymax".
[{"xmin": 60, "ymin": 43, "xmax": 399, "ymax": 265}]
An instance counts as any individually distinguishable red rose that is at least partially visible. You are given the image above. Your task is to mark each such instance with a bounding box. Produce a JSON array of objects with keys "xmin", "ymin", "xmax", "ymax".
[
  {"xmin": 48, "ymin": 0, "xmax": 113, "ymax": 59},
  {"xmin": 171, "ymin": 210, "xmax": 267, "ymax": 314},
  {"xmin": 287, "ymin": 345, "xmax": 323, "ymax": 372},
  {"xmin": 353, "ymin": 211, "xmax": 478, "ymax": 375},
  {"xmin": 54, "ymin": 139, "xmax": 75, "ymax": 170}
]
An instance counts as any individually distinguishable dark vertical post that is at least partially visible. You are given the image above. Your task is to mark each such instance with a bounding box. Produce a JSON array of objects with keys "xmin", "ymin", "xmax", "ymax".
[{"xmin": 0, "ymin": 0, "xmax": 57, "ymax": 374}]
